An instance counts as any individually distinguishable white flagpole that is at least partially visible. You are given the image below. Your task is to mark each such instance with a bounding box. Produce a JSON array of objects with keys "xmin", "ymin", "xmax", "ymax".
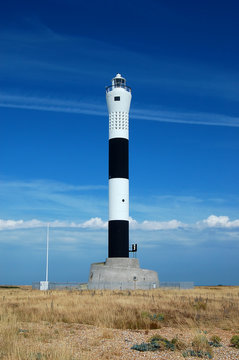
[{"xmin": 46, "ymin": 223, "xmax": 49, "ymax": 282}]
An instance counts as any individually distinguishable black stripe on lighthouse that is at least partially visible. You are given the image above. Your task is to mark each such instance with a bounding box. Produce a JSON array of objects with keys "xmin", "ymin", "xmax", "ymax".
[
  {"xmin": 108, "ymin": 137, "xmax": 129, "ymax": 258},
  {"xmin": 108, "ymin": 220, "xmax": 129, "ymax": 257},
  {"xmin": 109, "ymin": 138, "xmax": 128, "ymax": 179}
]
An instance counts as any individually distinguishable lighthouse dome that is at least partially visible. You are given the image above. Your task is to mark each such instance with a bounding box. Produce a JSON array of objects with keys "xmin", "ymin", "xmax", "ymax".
[{"xmin": 112, "ymin": 73, "xmax": 126, "ymax": 87}]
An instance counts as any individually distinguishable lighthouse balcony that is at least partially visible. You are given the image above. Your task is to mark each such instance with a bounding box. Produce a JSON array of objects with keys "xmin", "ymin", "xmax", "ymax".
[{"xmin": 106, "ymin": 84, "xmax": 131, "ymax": 93}]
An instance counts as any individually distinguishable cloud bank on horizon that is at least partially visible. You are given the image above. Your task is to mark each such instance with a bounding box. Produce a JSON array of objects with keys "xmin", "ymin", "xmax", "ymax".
[{"xmin": 1, "ymin": 214, "xmax": 239, "ymax": 232}]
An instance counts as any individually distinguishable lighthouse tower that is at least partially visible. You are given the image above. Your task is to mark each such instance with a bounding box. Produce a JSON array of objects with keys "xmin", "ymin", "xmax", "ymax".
[
  {"xmin": 106, "ymin": 74, "xmax": 131, "ymax": 258},
  {"xmin": 87, "ymin": 74, "xmax": 159, "ymax": 290}
]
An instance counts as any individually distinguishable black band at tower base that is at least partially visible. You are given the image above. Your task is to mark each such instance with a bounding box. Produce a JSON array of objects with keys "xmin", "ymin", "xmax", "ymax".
[{"xmin": 108, "ymin": 220, "xmax": 129, "ymax": 257}]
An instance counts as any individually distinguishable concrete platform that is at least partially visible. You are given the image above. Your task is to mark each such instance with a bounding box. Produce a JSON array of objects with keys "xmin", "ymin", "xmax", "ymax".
[{"xmin": 88, "ymin": 258, "xmax": 159, "ymax": 290}]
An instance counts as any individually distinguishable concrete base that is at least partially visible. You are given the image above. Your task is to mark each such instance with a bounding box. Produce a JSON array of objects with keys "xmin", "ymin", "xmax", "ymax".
[{"xmin": 88, "ymin": 258, "xmax": 159, "ymax": 290}]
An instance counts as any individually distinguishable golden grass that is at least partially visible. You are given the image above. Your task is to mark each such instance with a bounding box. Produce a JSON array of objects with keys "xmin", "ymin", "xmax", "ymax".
[
  {"xmin": 2, "ymin": 287, "xmax": 239, "ymax": 329},
  {"xmin": 0, "ymin": 311, "xmax": 76, "ymax": 359},
  {"xmin": 0, "ymin": 286, "xmax": 239, "ymax": 359}
]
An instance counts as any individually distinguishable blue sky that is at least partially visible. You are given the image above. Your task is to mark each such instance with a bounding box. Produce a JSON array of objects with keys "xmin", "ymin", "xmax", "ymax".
[{"xmin": 0, "ymin": 0, "xmax": 239, "ymax": 285}]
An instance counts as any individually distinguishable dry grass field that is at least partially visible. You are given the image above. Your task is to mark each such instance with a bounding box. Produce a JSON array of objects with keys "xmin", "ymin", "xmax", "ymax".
[{"xmin": 0, "ymin": 286, "xmax": 239, "ymax": 359}]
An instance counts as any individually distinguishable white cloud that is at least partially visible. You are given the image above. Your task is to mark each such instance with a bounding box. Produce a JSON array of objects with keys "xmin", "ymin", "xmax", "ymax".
[
  {"xmin": 0, "ymin": 93, "xmax": 107, "ymax": 117},
  {"xmin": 1, "ymin": 26, "xmax": 238, "ymax": 128},
  {"xmin": 141, "ymin": 219, "xmax": 186, "ymax": 230},
  {"xmin": 129, "ymin": 217, "xmax": 186, "ymax": 230},
  {"xmin": 200, "ymin": 215, "xmax": 239, "ymax": 229},
  {"xmin": 0, "ymin": 179, "xmax": 107, "ymax": 193},
  {"xmin": 0, "ymin": 179, "xmax": 107, "ymax": 220},
  {"xmin": 1, "ymin": 24, "xmax": 239, "ymax": 102},
  {"xmin": 78, "ymin": 217, "xmax": 107, "ymax": 229},
  {"xmin": 1, "ymin": 215, "xmax": 239, "ymax": 250},
  {"xmin": 0, "ymin": 217, "xmax": 107, "ymax": 231},
  {"xmin": 1, "ymin": 215, "xmax": 239, "ymax": 233},
  {"xmin": 1, "ymin": 92, "xmax": 239, "ymax": 128},
  {"xmin": 131, "ymin": 108, "xmax": 239, "ymax": 128},
  {"xmin": 0, "ymin": 219, "xmax": 42, "ymax": 230}
]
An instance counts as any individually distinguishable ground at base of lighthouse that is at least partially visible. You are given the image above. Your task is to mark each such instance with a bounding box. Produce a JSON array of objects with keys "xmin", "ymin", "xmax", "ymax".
[{"xmin": 88, "ymin": 258, "xmax": 159, "ymax": 290}]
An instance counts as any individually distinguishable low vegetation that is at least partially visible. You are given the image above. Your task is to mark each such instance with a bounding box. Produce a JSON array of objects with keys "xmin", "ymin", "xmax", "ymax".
[
  {"xmin": 209, "ymin": 335, "xmax": 222, "ymax": 347},
  {"xmin": 131, "ymin": 332, "xmax": 225, "ymax": 357},
  {"xmin": 189, "ymin": 334, "xmax": 214, "ymax": 358},
  {"xmin": 230, "ymin": 334, "xmax": 239, "ymax": 349},
  {"xmin": 0, "ymin": 286, "xmax": 238, "ymax": 359},
  {"xmin": 132, "ymin": 334, "xmax": 187, "ymax": 352},
  {"xmin": 1, "ymin": 286, "xmax": 239, "ymax": 329}
]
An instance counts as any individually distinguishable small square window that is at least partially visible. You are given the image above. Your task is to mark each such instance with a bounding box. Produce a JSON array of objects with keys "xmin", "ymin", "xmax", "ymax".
[{"xmin": 114, "ymin": 96, "xmax": 120, "ymax": 101}]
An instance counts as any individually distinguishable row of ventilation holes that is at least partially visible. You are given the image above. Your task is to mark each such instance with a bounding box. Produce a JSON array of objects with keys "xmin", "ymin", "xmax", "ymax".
[{"xmin": 109, "ymin": 112, "xmax": 128, "ymax": 130}]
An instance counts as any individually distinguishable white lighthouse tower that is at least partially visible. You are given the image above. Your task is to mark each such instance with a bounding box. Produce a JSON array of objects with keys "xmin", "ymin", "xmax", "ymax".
[
  {"xmin": 106, "ymin": 74, "xmax": 131, "ymax": 258},
  {"xmin": 88, "ymin": 74, "xmax": 159, "ymax": 290}
]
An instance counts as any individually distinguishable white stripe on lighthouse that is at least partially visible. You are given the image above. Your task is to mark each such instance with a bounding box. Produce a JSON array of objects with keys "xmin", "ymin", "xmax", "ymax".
[
  {"xmin": 109, "ymin": 111, "xmax": 129, "ymax": 140},
  {"xmin": 109, "ymin": 178, "xmax": 129, "ymax": 221}
]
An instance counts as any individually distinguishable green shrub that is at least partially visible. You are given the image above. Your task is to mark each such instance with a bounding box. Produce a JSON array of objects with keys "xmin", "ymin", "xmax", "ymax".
[
  {"xmin": 182, "ymin": 349, "xmax": 213, "ymax": 358},
  {"xmin": 171, "ymin": 337, "xmax": 187, "ymax": 350},
  {"xmin": 131, "ymin": 342, "xmax": 156, "ymax": 352},
  {"xmin": 209, "ymin": 335, "xmax": 222, "ymax": 347},
  {"xmin": 150, "ymin": 335, "xmax": 174, "ymax": 350},
  {"xmin": 210, "ymin": 335, "xmax": 221, "ymax": 344},
  {"xmin": 192, "ymin": 334, "xmax": 213, "ymax": 357},
  {"xmin": 132, "ymin": 334, "xmax": 185, "ymax": 352},
  {"xmin": 230, "ymin": 335, "xmax": 239, "ymax": 349}
]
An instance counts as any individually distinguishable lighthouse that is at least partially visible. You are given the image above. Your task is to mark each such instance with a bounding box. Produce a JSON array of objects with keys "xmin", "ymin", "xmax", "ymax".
[
  {"xmin": 106, "ymin": 74, "xmax": 131, "ymax": 258},
  {"xmin": 87, "ymin": 74, "xmax": 159, "ymax": 290}
]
